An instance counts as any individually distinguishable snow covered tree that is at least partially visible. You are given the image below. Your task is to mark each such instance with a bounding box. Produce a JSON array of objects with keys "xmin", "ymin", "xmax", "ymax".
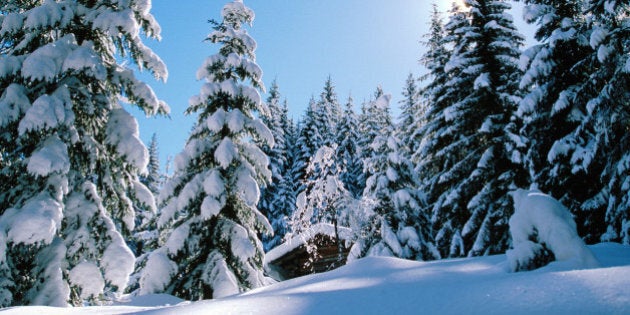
[
  {"xmin": 292, "ymin": 97, "xmax": 324, "ymax": 196},
  {"xmin": 336, "ymin": 95, "xmax": 364, "ymax": 198},
  {"xmin": 397, "ymin": 73, "xmax": 423, "ymax": 158},
  {"xmin": 415, "ymin": 2, "xmax": 452, "ymax": 171},
  {"xmin": 133, "ymin": 133, "xmax": 161, "ymax": 255},
  {"xmin": 418, "ymin": 0, "xmax": 524, "ymax": 258},
  {"xmin": 315, "ymin": 76, "xmax": 341, "ymax": 147},
  {"xmin": 359, "ymin": 87, "xmax": 393, "ymax": 187},
  {"xmin": 140, "ymin": 0, "xmax": 273, "ymax": 300},
  {"xmin": 142, "ymin": 133, "xmax": 162, "ymax": 195},
  {"xmin": 259, "ymin": 80, "xmax": 292, "ymax": 251},
  {"xmin": 288, "ymin": 145, "xmax": 351, "ymax": 268},
  {"xmin": 517, "ymin": 0, "xmax": 619, "ymax": 243},
  {"xmin": 352, "ymin": 94, "xmax": 438, "ymax": 261},
  {"xmin": 580, "ymin": 0, "xmax": 630, "ymax": 245},
  {"xmin": 0, "ymin": 0, "xmax": 167, "ymax": 306}
]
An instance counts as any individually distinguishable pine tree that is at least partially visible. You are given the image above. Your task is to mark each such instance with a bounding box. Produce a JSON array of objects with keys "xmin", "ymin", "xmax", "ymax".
[
  {"xmin": 352, "ymin": 94, "xmax": 438, "ymax": 261},
  {"xmin": 143, "ymin": 133, "xmax": 162, "ymax": 195},
  {"xmin": 0, "ymin": 0, "xmax": 167, "ymax": 306},
  {"xmin": 259, "ymin": 80, "xmax": 292, "ymax": 251},
  {"xmin": 336, "ymin": 96, "xmax": 364, "ymax": 198},
  {"xmin": 292, "ymin": 98, "xmax": 324, "ymax": 197},
  {"xmin": 580, "ymin": 0, "xmax": 630, "ymax": 244},
  {"xmin": 140, "ymin": 0, "xmax": 272, "ymax": 300},
  {"xmin": 397, "ymin": 73, "xmax": 423, "ymax": 158},
  {"xmin": 521, "ymin": 0, "xmax": 630, "ymax": 243},
  {"xmin": 288, "ymin": 145, "xmax": 351, "ymax": 268},
  {"xmin": 418, "ymin": 0, "xmax": 524, "ymax": 258},
  {"xmin": 415, "ymin": 2, "xmax": 453, "ymax": 182},
  {"xmin": 359, "ymin": 87, "xmax": 392, "ymax": 188},
  {"xmin": 316, "ymin": 76, "xmax": 341, "ymax": 147},
  {"xmin": 517, "ymin": 0, "xmax": 608, "ymax": 242},
  {"xmin": 133, "ymin": 133, "xmax": 161, "ymax": 256}
]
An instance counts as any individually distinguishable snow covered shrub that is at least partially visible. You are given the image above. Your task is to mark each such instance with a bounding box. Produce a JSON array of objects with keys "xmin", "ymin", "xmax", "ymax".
[{"xmin": 507, "ymin": 189, "xmax": 599, "ymax": 271}]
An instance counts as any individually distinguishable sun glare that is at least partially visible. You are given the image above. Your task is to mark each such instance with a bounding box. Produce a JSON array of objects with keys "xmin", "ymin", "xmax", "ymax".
[
  {"xmin": 443, "ymin": 0, "xmax": 470, "ymax": 11},
  {"xmin": 455, "ymin": 0, "xmax": 469, "ymax": 11}
]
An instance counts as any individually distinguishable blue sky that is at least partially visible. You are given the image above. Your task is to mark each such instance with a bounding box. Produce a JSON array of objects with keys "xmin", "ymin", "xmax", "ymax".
[{"xmin": 131, "ymin": 0, "xmax": 533, "ymax": 170}]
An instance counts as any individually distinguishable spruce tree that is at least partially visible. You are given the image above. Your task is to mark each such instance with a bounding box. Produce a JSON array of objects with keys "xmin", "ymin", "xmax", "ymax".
[
  {"xmin": 143, "ymin": 133, "xmax": 162, "ymax": 195},
  {"xmin": 140, "ymin": 0, "xmax": 272, "ymax": 300},
  {"xmin": 359, "ymin": 87, "xmax": 392, "ymax": 187},
  {"xmin": 292, "ymin": 98, "xmax": 324, "ymax": 197},
  {"xmin": 0, "ymin": 0, "xmax": 167, "ymax": 306},
  {"xmin": 259, "ymin": 80, "xmax": 291, "ymax": 251},
  {"xmin": 581, "ymin": 0, "xmax": 630, "ymax": 244},
  {"xmin": 316, "ymin": 76, "xmax": 341, "ymax": 147},
  {"xmin": 336, "ymin": 96, "xmax": 364, "ymax": 198},
  {"xmin": 397, "ymin": 73, "xmax": 423, "ymax": 158},
  {"xmin": 517, "ymin": 0, "xmax": 607, "ymax": 242},
  {"xmin": 288, "ymin": 145, "xmax": 351, "ymax": 268},
  {"xmin": 520, "ymin": 0, "xmax": 630, "ymax": 243},
  {"xmin": 352, "ymin": 94, "xmax": 438, "ymax": 261},
  {"xmin": 418, "ymin": 0, "xmax": 524, "ymax": 257}
]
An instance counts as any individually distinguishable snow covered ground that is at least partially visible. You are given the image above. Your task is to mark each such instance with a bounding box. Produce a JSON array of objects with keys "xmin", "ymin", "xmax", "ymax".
[{"xmin": 2, "ymin": 243, "xmax": 629, "ymax": 315}]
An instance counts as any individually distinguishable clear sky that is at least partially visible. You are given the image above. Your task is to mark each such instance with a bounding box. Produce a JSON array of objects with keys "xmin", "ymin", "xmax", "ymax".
[{"xmin": 131, "ymin": 0, "xmax": 533, "ymax": 171}]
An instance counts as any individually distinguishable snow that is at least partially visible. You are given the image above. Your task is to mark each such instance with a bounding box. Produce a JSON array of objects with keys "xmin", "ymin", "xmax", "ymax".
[
  {"xmin": 68, "ymin": 262, "xmax": 105, "ymax": 300},
  {"xmin": 92, "ymin": 9, "xmax": 140, "ymax": 38},
  {"xmin": 590, "ymin": 26, "xmax": 608, "ymax": 49},
  {"xmin": 206, "ymin": 108, "xmax": 226, "ymax": 132},
  {"xmin": 101, "ymin": 238, "xmax": 136, "ymax": 294},
  {"xmin": 21, "ymin": 35, "xmax": 73, "ymax": 82},
  {"xmin": 139, "ymin": 250, "xmax": 177, "ymax": 295},
  {"xmin": 215, "ymin": 138, "xmax": 237, "ymax": 168},
  {"xmin": 597, "ymin": 44, "xmax": 613, "ymax": 63},
  {"xmin": 0, "ymin": 83, "xmax": 29, "ymax": 126},
  {"xmin": 1, "ymin": 192, "xmax": 62, "ymax": 245},
  {"xmin": 507, "ymin": 189, "xmax": 599, "ymax": 271},
  {"xmin": 202, "ymin": 250, "xmax": 240, "ymax": 298},
  {"xmin": 203, "ymin": 170, "xmax": 226, "ymax": 197},
  {"xmin": 27, "ymin": 136, "xmax": 70, "ymax": 177},
  {"xmin": 133, "ymin": 180, "xmax": 157, "ymax": 212},
  {"xmin": 9, "ymin": 243, "xmax": 629, "ymax": 314},
  {"xmin": 473, "ymin": 72, "xmax": 491, "ymax": 90},
  {"xmin": 235, "ymin": 167, "xmax": 260, "ymax": 207},
  {"xmin": 62, "ymin": 43, "xmax": 107, "ymax": 81},
  {"xmin": 24, "ymin": 0, "xmax": 71, "ymax": 31},
  {"xmin": 18, "ymin": 87, "xmax": 71, "ymax": 135},
  {"xmin": 165, "ymin": 223, "xmax": 190, "ymax": 255},
  {"xmin": 106, "ymin": 108, "xmax": 149, "ymax": 171},
  {"xmin": 227, "ymin": 109, "xmax": 245, "ymax": 133},
  {"xmin": 226, "ymin": 223, "xmax": 257, "ymax": 263},
  {"xmin": 380, "ymin": 219, "xmax": 403, "ymax": 257},
  {"xmin": 0, "ymin": 13, "xmax": 24, "ymax": 35},
  {"xmin": 200, "ymin": 196, "xmax": 223, "ymax": 220}
]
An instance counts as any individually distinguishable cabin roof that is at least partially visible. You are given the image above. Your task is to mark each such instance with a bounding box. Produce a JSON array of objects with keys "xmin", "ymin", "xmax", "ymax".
[{"xmin": 265, "ymin": 223, "xmax": 354, "ymax": 265}]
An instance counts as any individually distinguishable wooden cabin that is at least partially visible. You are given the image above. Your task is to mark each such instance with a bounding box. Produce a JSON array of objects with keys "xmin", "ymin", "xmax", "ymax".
[{"xmin": 265, "ymin": 223, "xmax": 354, "ymax": 280}]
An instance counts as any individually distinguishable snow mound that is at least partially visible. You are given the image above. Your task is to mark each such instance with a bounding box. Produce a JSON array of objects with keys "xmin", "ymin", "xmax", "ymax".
[
  {"xmin": 114, "ymin": 293, "xmax": 185, "ymax": 307},
  {"xmin": 507, "ymin": 189, "xmax": 599, "ymax": 271},
  {"xmin": 3, "ymin": 243, "xmax": 630, "ymax": 314}
]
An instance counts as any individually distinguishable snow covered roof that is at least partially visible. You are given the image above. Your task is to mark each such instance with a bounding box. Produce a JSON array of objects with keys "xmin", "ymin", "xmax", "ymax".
[{"xmin": 265, "ymin": 223, "xmax": 353, "ymax": 264}]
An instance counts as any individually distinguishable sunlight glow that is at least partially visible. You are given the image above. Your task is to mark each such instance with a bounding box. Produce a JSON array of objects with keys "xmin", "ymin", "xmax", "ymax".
[
  {"xmin": 455, "ymin": 0, "xmax": 469, "ymax": 11},
  {"xmin": 442, "ymin": 0, "xmax": 470, "ymax": 12}
]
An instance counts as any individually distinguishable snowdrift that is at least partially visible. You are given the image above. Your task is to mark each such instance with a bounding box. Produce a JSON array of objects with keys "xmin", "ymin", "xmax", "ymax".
[
  {"xmin": 2, "ymin": 243, "xmax": 629, "ymax": 314},
  {"xmin": 507, "ymin": 189, "xmax": 600, "ymax": 271}
]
